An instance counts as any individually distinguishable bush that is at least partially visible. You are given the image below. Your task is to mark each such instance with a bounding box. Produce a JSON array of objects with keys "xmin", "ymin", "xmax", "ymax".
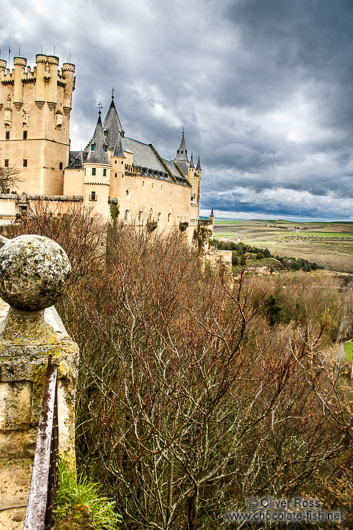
[
  {"xmin": 55, "ymin": 461, "xmax": 122, "ymax": 529},
  {"xmin": 232, "ymin": 253, "xmax": 238, "ymax": 266}
]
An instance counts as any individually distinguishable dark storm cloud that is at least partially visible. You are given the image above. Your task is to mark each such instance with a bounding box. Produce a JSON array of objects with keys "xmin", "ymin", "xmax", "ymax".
[{"xmin": 2, "ymin": 0, "xmax": 353, "ymax": 219}]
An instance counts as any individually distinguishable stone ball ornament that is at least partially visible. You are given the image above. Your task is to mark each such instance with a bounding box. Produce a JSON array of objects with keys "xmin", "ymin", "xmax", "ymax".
[{"xmin": 0, "ymin": 235, "xmax": 71, "ymax": 311}]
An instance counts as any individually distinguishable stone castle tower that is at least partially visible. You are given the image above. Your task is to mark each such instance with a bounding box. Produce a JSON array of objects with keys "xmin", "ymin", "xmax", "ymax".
[{"xmin": 0, "ymin": 54, "xmax": 75, "ymax": 195}]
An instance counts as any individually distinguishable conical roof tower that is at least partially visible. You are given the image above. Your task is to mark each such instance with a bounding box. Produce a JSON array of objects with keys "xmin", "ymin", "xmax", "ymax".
[
  {"xmin": 87, "ymin": 110, "xmax": 110, "ymax": 164},
  {"xmin": 104, "ymin": 92, "xmax": 124, "ymax": 149},
  {"xmin": 175, "ymin": 128, "xmax": 189, "ymax": 162}
]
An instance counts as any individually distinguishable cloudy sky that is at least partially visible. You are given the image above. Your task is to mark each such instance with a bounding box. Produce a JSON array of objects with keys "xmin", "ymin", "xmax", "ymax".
[{"xmin": 2, "ymin": 0, "xmax": 353, "ymax": 221}]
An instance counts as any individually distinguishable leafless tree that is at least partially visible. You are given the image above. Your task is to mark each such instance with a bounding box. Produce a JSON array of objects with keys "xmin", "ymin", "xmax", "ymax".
[{"xmin": 0, "ymin": 165, "xmax": 22, "ymax": 193}]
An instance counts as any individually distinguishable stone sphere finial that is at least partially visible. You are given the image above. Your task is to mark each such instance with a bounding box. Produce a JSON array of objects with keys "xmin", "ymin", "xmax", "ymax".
[{"xmin": 0, "ymin": 235, "xmax": 71, "ymax": 311}]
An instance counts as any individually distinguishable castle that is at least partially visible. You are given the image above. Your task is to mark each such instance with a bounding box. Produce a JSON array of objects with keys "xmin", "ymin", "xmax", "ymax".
[{"xmin": 0, "ymin": 53, "xmax": 213, "ymax": 244}]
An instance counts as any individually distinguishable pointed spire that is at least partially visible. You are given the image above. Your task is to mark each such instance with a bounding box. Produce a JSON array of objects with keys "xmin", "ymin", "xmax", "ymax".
[
  {"xmin": 196, "ymin": 155, "xmax": 201, "ymax": 171},
  {"xmin": 104, "ymin": 94, "xmax": 124, "ymax": 149},
  {"xmin": 190, "ymin": 153, "xmax": 194, "ymax": 169},
  {"xmin": 87, "ymin": 112, "xmax": 110, "ymax": 164},
  {"xmin": 175, "ymin": 128, "xmax": 189, "ymax": 162},
  {"xmin": 210, "ymin": 206, "xmax": 214, "ymax": 217},
  {"xmin": 113, "ymin": 134, "xmax": 126, "ymax": 158}
]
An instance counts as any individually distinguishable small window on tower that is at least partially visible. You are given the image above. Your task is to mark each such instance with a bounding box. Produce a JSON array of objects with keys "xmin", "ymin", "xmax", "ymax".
[
  {"xmin": 23, "ymin": 159, "xmax": 28, "ymax": 167},
  {"xmin": 115, "ymin": 173, "xmax": 117, "ymax": 178},
  {"xmin": 103, "ymin": 169, "xmax": 107, "ymax": 176},
  {"xmin": 59, "ymin": 162, "xmax": 63, "ymax": 170},
  {"xmin": 23, "ymin": 131, "xmax": 27, "ymax": 140},
  {"xmin": 91, "ymin": 144, "xmax": 95, "ymax": 151},
  {"xmin": 90, "ymin": 191, "xmax": 96, "ymax": 201},
  {"xmin": 92, "ymin": 168, "xmax": 96, "ymax": 176},
  {"xmin": 4, "ymin": 159, "xmax": 9, "ymax": 167},
  {"xmin": 104, "ymin": 145, "xmax": 107, "ymax": 152},
  {"xmin": 6, "ymin": 131, "xmax": 10, "ymax": 140},
  {"xmin": 74, "ymin": 158, "xmax": 79, "ymax": 167}
]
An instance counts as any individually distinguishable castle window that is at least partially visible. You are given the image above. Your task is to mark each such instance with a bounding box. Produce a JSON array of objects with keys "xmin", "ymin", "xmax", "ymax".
[
  {"xmin": 104, "ymin": 145, "xmax": 107, "ymax": 152},
  {"xmin": 124, "ymin": 209, "xmax": 129, "ymax": 221},
  {"xmin": 142, "ymin": 181, "xmax": 144, "ymax": 187},
  {"xmin": 115, "ymin": 160, "xmax": 117, "ymax": 164},
  {"xmin": 23, "ymin": 131, "xmax": 27, "ymax": 140},
  {"xmin": 92, "ymin": 168, "xmax": 96, "ymax": 176},
  {"xmin": 6, "ymin": 131, "xmax": 10, "ymax": 140},
  {"xmin": 138, "ymin": 211, "xmax": 143, "ymax": 223},
  {"xmin": 168, "ymin": 213, "xmax": 171, "ymax": 224},
  {"xmin": 158, "ymin": 212, "xmax": 162, "ymax": 225},
  {"xmin": 4, "ymin": 159, "xmax": 9, "ymax": 168},
  {"xmin": 55, "ymin": 112, "xmax": 63, "ymax": 128},
  {"xmin": 126, "ymin": 190, "xmax": 129, "ymax": 196},
  {"xmin": 91, "ymin": 144, "xmax": 95, "ymax": 151},
  {"xmin": 121, "ymin": 161, "xmax": 124, "ymax": 165},
  {"xmin": 90, "ymin": 191, "xmax": 96, "ymax": 201},
  {"xmin": 23, "ymin": 159, "xmax": 28, "ymax": 167},
  {"xmin": 74, "ymin": 158, "xmax": 79, "ymax": 167},
  {"xmin": 103, "ymin": 169, "xmax": 107, "ymax": 177},
  {"xmin": 115, "ymin": 173, "xmax": 117, "ymax": 178},
  {"xmin": 59, "ymin": 162, "xmax": 63, "ymax": 170}
]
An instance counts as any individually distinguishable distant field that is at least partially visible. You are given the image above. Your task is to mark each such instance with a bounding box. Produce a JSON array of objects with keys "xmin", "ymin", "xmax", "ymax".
[{"xmin": 212, "ymin": 220, "xmax": 353, "ymax": 273}]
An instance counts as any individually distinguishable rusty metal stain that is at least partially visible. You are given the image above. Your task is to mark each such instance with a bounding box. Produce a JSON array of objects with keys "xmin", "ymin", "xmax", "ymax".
[{"xmin": 24, "ymin": 361, "xmax": 59, "ymax": 530}]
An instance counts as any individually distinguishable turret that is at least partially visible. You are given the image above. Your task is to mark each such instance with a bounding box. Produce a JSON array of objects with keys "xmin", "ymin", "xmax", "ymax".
[
  {"xmin": 175, "ymin": 128, "xmax": 189, "ymax": 162},
  {"xmin": 195, "ymin": 156, "xmax": 202, "ymax": 204},
  {"xmin": 13, "ymin": 57, "xmax": 26, "ymax": 107},
  {"xmin": 103, "ymin": 93, "xmax": 124, "ymax": 150},
  {"xmin": 62, "ymin": 62, "xmax": 75, "ymax": 112},
  {"xmin": 47, "ymin": 55, "xmax": 59, "ymax": 106},
  {"xmin": 84, "ymin": 109, "xmax": 111, "ymax": 218},
  {"xmin": 35, "ymin": 54, "xmax": 48, "ymax": 103},
  {"xmin": 0, "ymin": 59, "xmax": 7, "ymax": 105}
]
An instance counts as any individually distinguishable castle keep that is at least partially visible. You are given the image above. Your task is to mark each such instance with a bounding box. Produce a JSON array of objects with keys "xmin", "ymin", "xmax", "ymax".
[
  {"xmin": 0, "ymin": 54, "xmax": 75, "ymax": 195},
  {"xmin": 0, "ymin": 53, "xmax": 208, "ymax": 242}
]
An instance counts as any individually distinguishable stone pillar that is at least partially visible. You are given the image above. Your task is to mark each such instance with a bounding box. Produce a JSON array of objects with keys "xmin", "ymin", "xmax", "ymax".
[{"xmin": 0, "ymin": 234, "xmax": 79, "ymax": 527}]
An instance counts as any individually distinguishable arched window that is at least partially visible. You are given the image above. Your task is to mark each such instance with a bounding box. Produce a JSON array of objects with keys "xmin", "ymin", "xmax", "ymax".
[
  {"xmin": 158, "ymin": 212, "xmax": 162, "ymax": 225},
  {"xmin": 138, "ymin": 211, "xmax": 143, "ymax": 224},
  {"xmin": 168, "ymin": 213, "xmax": 171, "ymax": 224},
  {"xmin": 124, "ymin": 209, "xmax": 129, "ymax": 221}
]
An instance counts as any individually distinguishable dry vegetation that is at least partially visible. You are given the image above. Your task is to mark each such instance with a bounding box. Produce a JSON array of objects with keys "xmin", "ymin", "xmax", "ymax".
[{"xmin": 4, "ymin": 205, "xmax": 353, "ymax": 529}]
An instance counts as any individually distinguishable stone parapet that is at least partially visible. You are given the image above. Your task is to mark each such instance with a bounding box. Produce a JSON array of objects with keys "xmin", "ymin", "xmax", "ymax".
[{"xmin": 0, "ymin": 233, "xmax": 79, "ymax": 528}]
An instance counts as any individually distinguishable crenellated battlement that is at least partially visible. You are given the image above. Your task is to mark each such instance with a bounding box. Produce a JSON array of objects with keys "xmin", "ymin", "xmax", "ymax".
[{"xmin": 0, "ymin": 54, "xmax": 75, "ymax": 107}]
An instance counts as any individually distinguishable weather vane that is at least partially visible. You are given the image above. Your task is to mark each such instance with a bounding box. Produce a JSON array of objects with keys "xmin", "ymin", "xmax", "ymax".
[
  {"xmin": 111, "ymin": 87, "xmax": 115, "ymax": 100},
  {"xmin": 97, "ymin": 101, "xmax": 103, "ymax": 116}
]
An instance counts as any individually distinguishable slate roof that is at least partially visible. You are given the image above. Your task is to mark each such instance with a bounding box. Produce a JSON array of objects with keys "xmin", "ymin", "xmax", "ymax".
[
  {"xmin": 196, "ymin": 155, "xmax": 202, "ymax": 171},
  {"xmin": 87, "ymin": 115, "xmax": 110, "ymax": 165},
  {"xmin": 175, "ymin": 130, "xmax": 189, "ymax": 162},
  {"xmin": 113, "ymin": 135, "xmax": 125, "ymax": 157},
  {"xmin": 123, "ymin": 137, "xmax": 191, "ymax": 186},
  {"xmin": 66, "ymin": 150, "xmax": 87, "ymax": 169},
  {"xmin": 104, "ymin": 98, "xmax": 124, "ymax": 149}
]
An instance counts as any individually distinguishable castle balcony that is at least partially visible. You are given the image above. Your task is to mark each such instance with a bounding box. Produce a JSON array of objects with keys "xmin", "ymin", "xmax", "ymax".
[{"xmin": 125, "ymin": 164, "xmax": 139, "ymax": 176}]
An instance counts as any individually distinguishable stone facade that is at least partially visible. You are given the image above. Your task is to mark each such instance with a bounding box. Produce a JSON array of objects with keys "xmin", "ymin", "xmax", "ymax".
[{"xmin": 0, "ymin": 55, "xmax": 75, "ymax": 196}]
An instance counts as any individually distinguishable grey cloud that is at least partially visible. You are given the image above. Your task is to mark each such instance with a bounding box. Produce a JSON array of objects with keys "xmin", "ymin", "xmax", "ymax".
[{"xmin": 1, "ymin": 0, "xmax": 353, "ymax": 220}]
